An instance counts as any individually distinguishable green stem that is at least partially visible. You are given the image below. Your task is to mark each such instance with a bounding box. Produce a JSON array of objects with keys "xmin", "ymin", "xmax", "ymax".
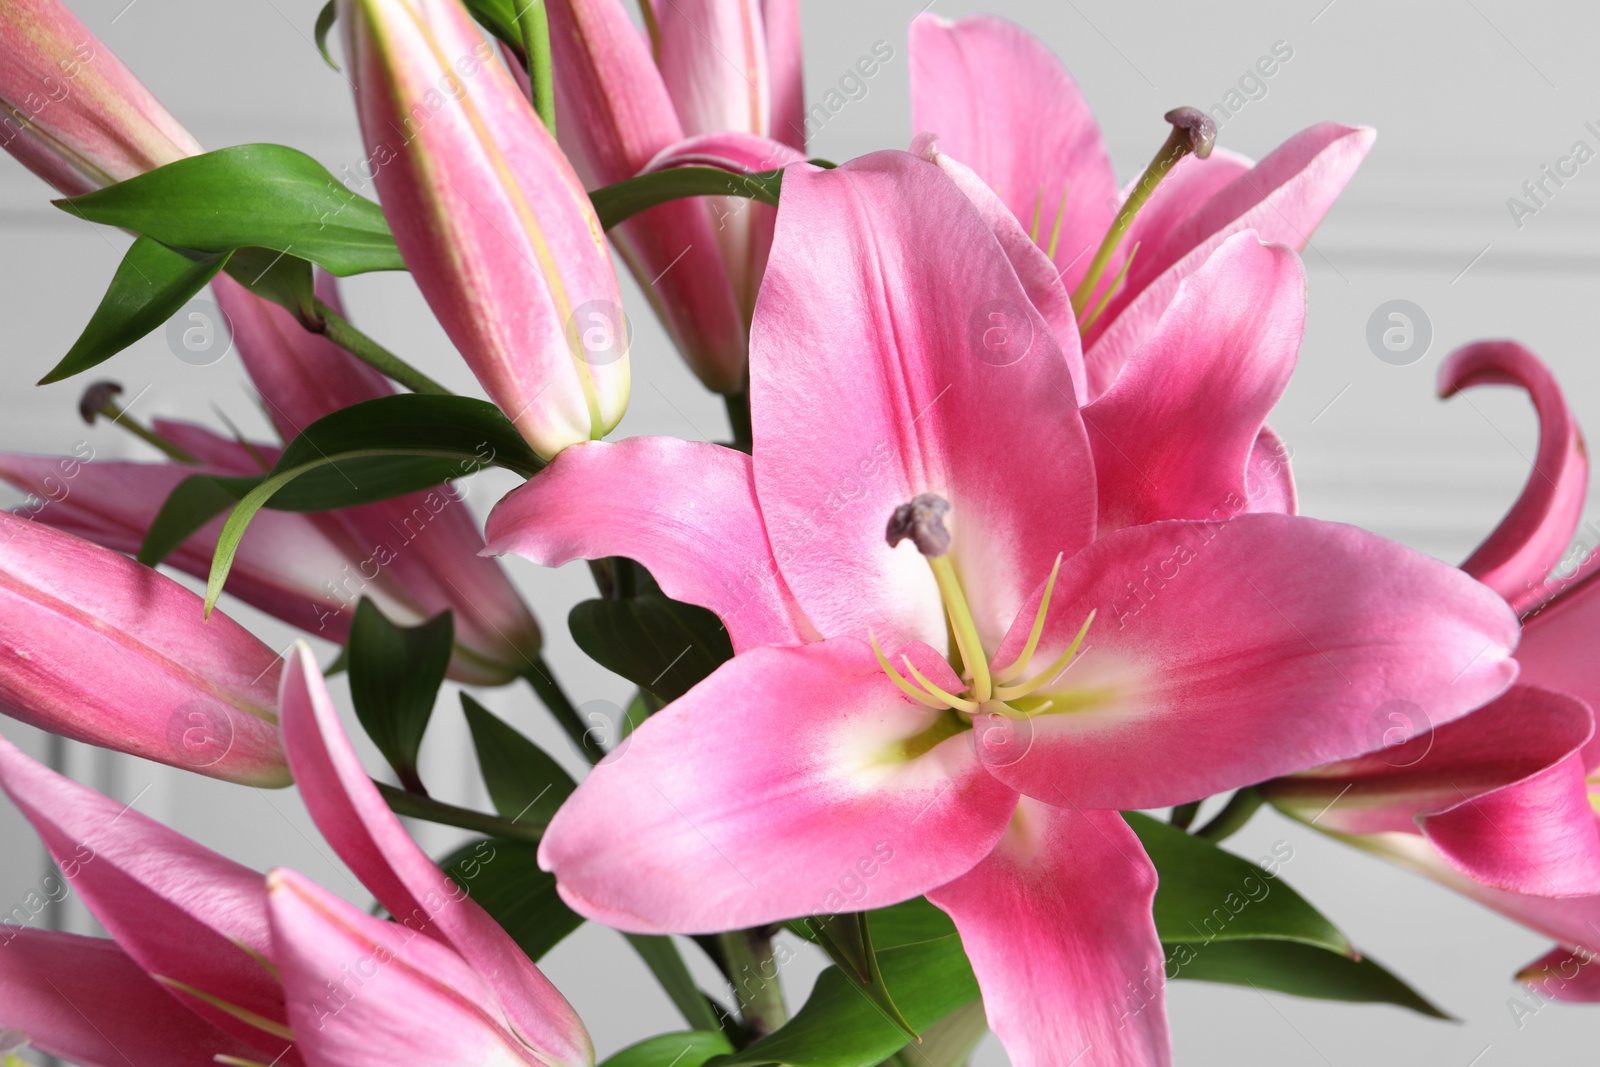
[
  {"xmin": 375, "ymin": 780, "xmax": 546, "ymax": 844},
  {"xmin": 724, "ymin": 387, "xmax": 753, "ymax": 453},
  {"xmin": 523, "ymin": 656, "xmax": 604, "ymax": 765},
  {"xmin": 315, "ymin": 299, "xmax": 450, "ymax": 396},
  {"xmin": 1194, "ymin": 787, "xmax": 1264, "ymax": 843},
  {"xmin": 516, "ymin": 0, "xmax": 556, "ymax": 135},
  {"xmin": 1169, "ymin": 800, "xmax": 1201, "ymax": 830},
  {"xmin": 717, "ymin": 928, "xmax": 788, "ymax": 1041}
]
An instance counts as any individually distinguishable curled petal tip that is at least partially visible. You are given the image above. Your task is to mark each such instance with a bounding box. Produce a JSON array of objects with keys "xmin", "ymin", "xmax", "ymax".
[{"xmin": 1164, "ymin": 106, "xmax": 1217, "ymax": 159}]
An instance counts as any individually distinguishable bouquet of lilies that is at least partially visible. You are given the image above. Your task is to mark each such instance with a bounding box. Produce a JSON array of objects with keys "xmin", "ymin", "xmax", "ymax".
[{"xmin": 2, "ymin": 1, "xmax": 1598, "ymax": 1065}]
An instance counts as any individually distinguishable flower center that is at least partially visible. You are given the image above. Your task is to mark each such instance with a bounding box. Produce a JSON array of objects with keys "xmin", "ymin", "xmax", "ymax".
[{"xmin": 872, "ymin": 494, "xmax": 1094, "ymax": 721}]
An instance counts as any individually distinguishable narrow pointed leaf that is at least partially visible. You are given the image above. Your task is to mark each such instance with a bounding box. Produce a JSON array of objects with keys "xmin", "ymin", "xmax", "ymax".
[
  {"xmin": 462, "ymin": 692, "xmax": 576, "ymax": 825},
  {"xmin": 314, "ymin": 1, "xmax": 339, "ymax": 69},
  {"xmin": 55, "ymin": 145, "xmax": 404, "ymax": 275},
  {"xmin": 590, "ymin": 166, "xmax": 783, "ymax": 231},
  {"xmin": 437, "ymin": 837, "xmax": 584, "ymax": 961},
  {"xmin": 1167, "ymin": 938, "xmax": 1451, "ymax": 1018},
  {"xmin": 625, "ymin": 934, "xmax": 727, "ymax": 1036},
  {"xmin": 136, "ymin": 473, "xmax": 258, "ymax": 566},
  {"xmin": 348, "ymin": 599, "xmax": 453, "ymax": 792},
  {"xmin": 39, "ymin": 236, "xmax": 229, "ymax": 383},
  {"xmin": 602, "ymin": 1032, "xmax": 734, "ymax": 1067},
  {"xmin": 798, "ymin": 914, "xmax": 916, "ymax": 1040},
  {"xmin": 568, "ymin": 593, "xmax": 733, "ymax": 702}
]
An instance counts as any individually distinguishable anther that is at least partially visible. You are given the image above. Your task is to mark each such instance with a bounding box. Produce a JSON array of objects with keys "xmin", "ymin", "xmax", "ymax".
[{"xmin": 886, "ymin": 493, "xmax": 952, "ymax": 558}]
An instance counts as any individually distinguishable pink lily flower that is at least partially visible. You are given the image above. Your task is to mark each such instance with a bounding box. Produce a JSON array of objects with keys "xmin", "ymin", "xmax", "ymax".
[
  {"xmin": 0, "ymin": 926, "xmax": 259, "ymax": 1067},
  {"xmin": 340, "ymin": 0, "xmax": 629, "ymax": 461},
  {"xmin": 0, "ymin": 512, "xmax": 288, "ymax": 785},
  {"xmin": 0, "ymin": 642, "xmax": 592, "ymax": 1066},
  {"xmin": 485, "ymin": 152, "xmax": 1517, "ymax": 1065},
  {"xmin": 1262, "ymin": 339, "xmax": 1600, "ymax": 999},
  {"xmin": 908, "ymin": 13, "xmax": 1374, "ymax": 401},
  {"xmin": 545, "ymin": 0, "xmax": 804, "ymax": 393},
  {"xmin": 0, "ymin": 0, "xmax": 201, "ymax": 196}
]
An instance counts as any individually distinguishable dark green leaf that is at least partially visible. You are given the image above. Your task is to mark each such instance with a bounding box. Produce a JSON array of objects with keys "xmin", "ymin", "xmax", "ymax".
[
  {"xmin": 1167, "ymin": 938, "xmax": 1451, "ymax": 1018},
  {"xmin": 626, "ymin": 934, "xmax": 726, "ymax": 1035},
  {"xmin": 56, "ymin": 145, "xmax": 404, "ymax": 276},
  {"xmin": 462, "ymin": 693, "xmax": 575, "ymax": 826},
  {"xmin": 590, "ymin": 167, "xmax": 783, "ymax": 231},
  {"xmin": 463, "ymin": 0, "xmax": 526, "ymax": 61},
  {"xmin": 711, "ymin": 935, "xmax": 978, "ymax": 1067},
  {"xmin": 876, "ymin": 1001, "xmax": 986, "ymax": 1067},
  {"xmin": 137, "ymin": 473, "xmax": 258, "ymax": 567},
  {"xmin": 40, "ymin": 236, "xmax": 229, "ymax": 384},
  {"xmin": 314, "ymin": 1, "xmax": 339, "ymax": 69},
  {"xmin": 348, "ymin": 600, "xmax": 453, "ymax": 792},
  {"xmin": 437, "ymin": 838, "xmax": 583, "ymax": 961},
  {"xmin": 569, "ymin": 593, "xmax": 733, "ymax": 703},
  {"xmin": 223, "ymin": 247, "xmax": 318, "ymax": 321},
  {"xmin": 1127, "ymin": 812, "xmax": 1351, "ymax": 954},
  {"xmin": 799, "ymin": 913, "xmax": 916, "ymax": 1041},
  {"xmin": 601, "ymin": 1032, "xmax": 733, "ymax": 1067}
]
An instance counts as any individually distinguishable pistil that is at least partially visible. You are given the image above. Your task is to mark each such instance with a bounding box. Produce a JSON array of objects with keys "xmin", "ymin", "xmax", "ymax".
[
  {"xmin": 885, "ymin": 494, "xmax": 991, "ymax": 702},
  {"xmin": 1069, "ymin": 107, "xmax": 1217, "ymax": 317}
]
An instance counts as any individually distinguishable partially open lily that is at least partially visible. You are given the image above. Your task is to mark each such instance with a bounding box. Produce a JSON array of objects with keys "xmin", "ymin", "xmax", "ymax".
[{"xmin": 487, "ymin": 151, "xmax": 1518, "ymax": 1065}]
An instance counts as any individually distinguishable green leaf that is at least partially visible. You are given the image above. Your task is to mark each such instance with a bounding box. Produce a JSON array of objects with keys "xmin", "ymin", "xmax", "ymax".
[
  {"xmin": 590, "ymin": 166, "xmax": 783, "ymax": 231},
  {"xmin": 314, "ymin": 1, "xmax": 339, "ymax": 69},
  {"xmin": 56, "ymin": 145, "xmax": 404, "ymax": 276},
  {"xmin": 463, "ymin": 0, "xmax": 526, "ymax": 61},
  {"xmin": 568, "ymin": 593, "xmax": 733, "ymax": 703},
  {"xmin": 797, "ymin": 914, "xmax": 915, "ymax": 1040},
  {"xmin": 348, "ymin": 600, "xmax": 453, "ymax": 792},
  {"xmin": 437, "ymin": 837, "xmax": 583, "ymax": 961},
  {"xmin": 1127, "ymin": 812, "xmax": 1351, "ymax": 954},
  {"xmin": 202, "ymin": 394, "xmax": 541, "ymax": 614},
  {"xmin": 461, "ymin": 693, "xmax": 575, "ymax": 825},
  {"xmin": 626, "ymin": 934, "xmax": 726, "ymax": 1035},
  {"xmin": 223, "ymin": 247, "xmax": 318, "ymax": 321},
  {"xmin": 601, "ymin": 1032, "xmax": 733, "ymax": 1067},
  {"xmin": 1168, "ymin": 938, "xmax": 1451, "ymax": 1018},
  {"xmin": 40, "ymin": 236, "xmax": 229, "ymax": 384},
  {"xmin": 137, "ymin": 473, "xmax": 258, "ymax": 566},
  {"xmin": 711, "ymin": 935, "xmax": 978, "ymax": 1067},
  {"xmin": 876, "ymin": 1001, "xmax": 986, "ymax": 1067}
]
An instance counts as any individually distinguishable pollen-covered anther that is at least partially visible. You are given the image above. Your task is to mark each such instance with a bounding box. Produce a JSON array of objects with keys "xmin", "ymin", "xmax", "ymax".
[{"xmin": 885, "ymin": 493, "xmax": 952, "ymax": 557}]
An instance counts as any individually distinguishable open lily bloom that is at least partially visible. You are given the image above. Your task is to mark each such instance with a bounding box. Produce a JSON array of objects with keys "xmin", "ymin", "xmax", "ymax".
[
  {"xmin": 487, "ymin": 150, "xmax": 1518, "ymax": 1065},
  {"xmin": 908, "ymin": 13, "xmax": 1374, "ymax": 401},
  {"xmin": 0, "ymin": 643, "xmax": 592, "ymax": 1067},
  {"xmin": 546, "ymin": 0, "xmax": 805, "ymax": 392}
]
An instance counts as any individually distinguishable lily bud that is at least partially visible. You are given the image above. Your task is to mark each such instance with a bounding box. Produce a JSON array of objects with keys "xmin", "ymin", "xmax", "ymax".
[
  {"xmin": 0, "ymin": 0, "xmax": 201, "ymax": 196},
  {"xmin": 340, "ymin": 0, "xmax": 629, "ymax": 460},
  {"xmin": 0, "ymin": 513, "xmax": 289, "ymax": 786}
]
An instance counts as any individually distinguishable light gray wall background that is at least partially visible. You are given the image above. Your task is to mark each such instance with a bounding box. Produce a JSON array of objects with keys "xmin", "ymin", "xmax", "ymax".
[{"xmin": 2, "ymin": 1, "xmax": 1598, "ymax": 1063}]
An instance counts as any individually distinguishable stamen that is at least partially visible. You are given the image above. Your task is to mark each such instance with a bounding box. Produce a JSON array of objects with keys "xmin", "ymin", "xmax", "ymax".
[
  {"xmin": 900, "ymin": 655, "xmax": 979, "ymax": 713},
  {"xmin": 1029, "ymin": 188, "xmax": 1044, "ymax": 244},
  {"xmin": 928, "ymin": 555, "xmax": 992, "ymax": 703},
  {"xmin": 870, "ymin": 629, "xmax": 949, "ymax": 710},
  {"xmin": 1070, "ymin": 106, "xmax": 1217, "ymax": 315},
  {"xmin": 993, "ymin": 610, "xmax": 1096, "ymax": 701},
  {"xmin": 1077, "ymin": 242, "xmax": 1140, "ymax": 334},
  {"xmin": 1046, "ymin": 185, "xmax": 1069, "ymax": 262},
  {"xmin": 994, "ymin": 553, "xmax": 1064, "ymax": 684},
  {"xmin": 78, "ymin": 379, "xmax": 200, "ymax": 464}
]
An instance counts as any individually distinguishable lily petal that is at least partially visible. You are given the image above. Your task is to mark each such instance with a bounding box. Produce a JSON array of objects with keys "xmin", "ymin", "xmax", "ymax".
[
  {"xmin": 0, "ymin": 514, "xmax": 288, "ymax": 785},
  {"xmin": 653, "ymin": 0, "xmax": 770, "ymax": 140},
  {"xmin": 761, "ymin": 0, "xmax": 803, "ymax": 149},
  {"xmin": 927, "ymin": 801, "xmax": 1171, "ymax": 1067},
  {"xmin": 1083, "ymin": 232, "xmax": 1303, "ymax": 534},
  {"xmin": 1519, "ymin": 569, "xmax": 1600, "ymax": 769},
  {"xmin": 0, "ymin": 735, "xmax": 287, "ymax": 1051},
  {"xmin": 267, "ymin": 868, "xmax": 583, "ymax": 1067},
  {"xmin": 750, "ymin": 152, "xmax": 1096, "ymax": 653},
  {"xmin": 1245, "ymin": 425, "xmax": 1298, "ymax": 514},
  {"xmin": 1440, "ymin": 341, "xmax": 1588, "ymax": 615},
  {"xmin": 979, "ymin": 513, "xmax": 1519, "ymax": 809},
  {"xmin": 0, "ymin": 928, "xmax": 258, "ymax": 1067},
  {"xmin": 486, "ymin": 437, "xmax": 813, "ymax": 650},
  {"xmin": 277, "ymin": 645, "xmax": 592, "ymax": 1067},
  {"xmin": 1518, "ymin": 944, "xmax": 1600, "ymax": 1002},
  {"xmin": 908, "ymin": 13, "xmax": 1117, "ymax": 292},
  {"xmin": 539, "ymin": 638, "xmax": 1018, "ymax": 933}
]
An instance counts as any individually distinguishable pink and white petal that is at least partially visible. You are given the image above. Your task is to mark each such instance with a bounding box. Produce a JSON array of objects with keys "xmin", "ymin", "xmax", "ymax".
[
  {"xmin": 1440, "ymin": 341, "xmax": 1588, "ymax": 614},
  {"xmin": 1244, "ymin": 425, "xmax": 1297, "ymax": 514},
  {"xmin": 1518, "ymin": 945, "xmax": 1600, "ymax": 1002},
  {"xmin": 979, "ymin": 514, "xmax": 1519, "ymax": 810},
  {"xmin": 761, "ymin": 0, "xmax": 804, "ymax": 149},
  {"xmin": 908, "ymin": 13, "xmax": 1117, "ymax": 291},
  {"xmin": 1519, "ymin": 568, "xmax": 1600, "ymax": 770},
  {"xmin": 0, "ymin": 928, "xmax": 260, "ymax": 1067},
  {"xmin": 268, "ymin": 869, "xmax": 585, "ymax": 1067},
  {"xmin": 911, "ymin": 132, "xmax": 1086, "ymax": 405},
  {"xmin": 278, "ymin": 647, "xmax": 591, "ymax": 1066},
  {"xmin": 927, "ymin": 801, "xmax": 1170, "ymax": 1067},
  {"xmin": 539, "ymin": 638, "xmax": 1018, "ymax": 933},
  {"xmin": 750, "ymin": 153, "xmax": 1096, "ymax": 652},
  {"xmin": 1082, "ymin": 233, "xmax": 1303, "ymax": 533},
  {"xmin": 641, "ymin": 131, "xmax": 805, "ymax": 174},
  {"xmin": 653, "ymin": 0, "xmax": 771, "ymax": 138},
  {"xmin": 486, "ymin": 437, "xmax": 814, "ymax": 651},
  {"xmin": 0, "ymin": 735, "xmax": 286, "ymax": 1049}
]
